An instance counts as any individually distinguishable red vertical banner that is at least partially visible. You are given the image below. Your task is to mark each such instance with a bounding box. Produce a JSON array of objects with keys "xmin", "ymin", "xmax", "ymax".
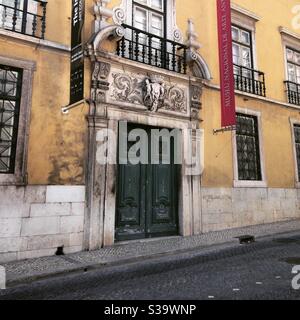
[{"xmin": 217, "ymin": 0, "xmax": 236, "ymax": 127}]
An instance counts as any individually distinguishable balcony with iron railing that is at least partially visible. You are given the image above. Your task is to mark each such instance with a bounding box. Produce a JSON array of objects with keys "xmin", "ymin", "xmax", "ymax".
[
  {"xmin": 233, "ymin": 64, "xmax": 266, "ymax": 97},
  {"xmin": 0, "ymin": 0, "xmax": 47, "ymax": 39},
  {"xmin": 284, "ymin": 80, "xmax": 300, "ymax": 106},
  {"xmin": 116, "ymin": 24, "xmax": 187, "ymax": 75}
]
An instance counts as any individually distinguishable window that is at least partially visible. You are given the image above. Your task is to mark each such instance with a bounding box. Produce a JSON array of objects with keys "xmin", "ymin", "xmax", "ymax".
[
  {"xmin": 286, "ymin": 48, "xmax": 300, "ymax": 84},
  {"xmin": 232, "ymin": 25, "xmax": 265, "ymax": 96},
  {"xmin": 293, "ymin": 124, "xmax": 300, "ymax": 181},
  {"xmin": 0, "ymin": 65, "xmax": 23, "ymax": 174},
  {"xmin": 0, "ymin": 0, "xmax": 27, "ymax": 31},
  {"xmin": 291, "ymin": 119, "xmax": 300, "ymax": 187},
  {"xmin": 0, "ymin": 0, "xmax": 46, "ymax": 39},
  {"xmin": 133, "ymin": 0, "xmax": 165, "ymax": 38},
  {"xmin": 0, "ymin": 56, "xmax": 35, "ymax": 185},
  {"xmin": 236, "ymin": 113, "xmax": 262, "ymax": 181},
  {"xmin": 0, "ymin": 0, "xmax": 18, "ymax": 30},
  {"xmin": 285, "ymin": 48, "xmax": 300, "ymax": 105},
  {"xmin": 116, "ymin": 0, "xmax": 187, "ymax": 73},
  {"xmin": 132, "ymin": 0, "xmax": 165, "ymax": 55},
  {"xmin": 232, "ymin": 26, "xmax": 253, "ymax": 71}
]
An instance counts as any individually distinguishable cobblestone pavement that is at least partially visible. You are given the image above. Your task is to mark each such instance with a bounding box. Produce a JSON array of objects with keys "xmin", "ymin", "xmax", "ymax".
[
  {"xmin": 1, "ymin": 231, "xmax": 300, "ymax": 300},
  {"xmin": 3, "ymin": 219, "xmax": 300, "ymax": 287}
]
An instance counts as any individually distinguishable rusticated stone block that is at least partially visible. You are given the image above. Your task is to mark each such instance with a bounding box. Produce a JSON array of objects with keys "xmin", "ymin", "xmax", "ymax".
[
  {"xmin": 21, "ymin": 217, "xmax": 60, "ymax": 236},
  {"xmin": 30, "ymin": 203, "xmax": 71, "ymax": 217}
]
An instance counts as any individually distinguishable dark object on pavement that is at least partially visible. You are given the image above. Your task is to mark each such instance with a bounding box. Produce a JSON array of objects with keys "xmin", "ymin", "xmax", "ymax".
[
  {"xmin": 55, "ymin": 246, "xmax": 65, "ymax": 256},
  {"xmin": 236, "ymin": 235, "xmax": 255, "ymax": 244}
]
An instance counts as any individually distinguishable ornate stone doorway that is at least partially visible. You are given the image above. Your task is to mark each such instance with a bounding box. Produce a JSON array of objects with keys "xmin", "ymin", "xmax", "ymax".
[
  {"xmin": 115, "ymin": 123, "xmax": 180, "ymax": 241},
  {"xmin": 83, "ymin": 14, "xmax": 211, "ymax": 250}
]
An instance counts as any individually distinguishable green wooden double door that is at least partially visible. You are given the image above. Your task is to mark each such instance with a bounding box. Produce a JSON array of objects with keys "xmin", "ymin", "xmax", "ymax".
[{"xmin": 115, "ymin": 124, "xmax": 180, "ymax": 241}]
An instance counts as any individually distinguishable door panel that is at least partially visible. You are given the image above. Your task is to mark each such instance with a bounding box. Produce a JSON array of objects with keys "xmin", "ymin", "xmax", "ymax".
[
  {"xmin": 146, "ymin": 162, "xmax": 179, "ymax": 237},
  {"xmin": 116, "ymin": 163, "xmax": 146, "ymax": 241},
  {"xmin": 116, "ymin": 124, "xmax": 179, "ymax": 241}
]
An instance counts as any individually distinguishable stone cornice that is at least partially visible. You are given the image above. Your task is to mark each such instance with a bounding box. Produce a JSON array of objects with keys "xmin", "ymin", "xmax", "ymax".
[
  {"xmin": 0, "ymin": 29, "xmax": 70, "ymax": 53},
  {"xmin": 279, "ymin": 26, "xmax": 300, "ymax": 42},
  {"xmin": 231, "ymin": 3, "xmax": 261, "ymax": 22}
]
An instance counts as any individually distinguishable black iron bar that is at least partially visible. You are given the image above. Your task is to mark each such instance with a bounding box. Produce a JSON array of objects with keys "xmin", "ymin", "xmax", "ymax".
[{"xmin": 12, "ymin": 0, "xmax": 18, "ymax": 31}]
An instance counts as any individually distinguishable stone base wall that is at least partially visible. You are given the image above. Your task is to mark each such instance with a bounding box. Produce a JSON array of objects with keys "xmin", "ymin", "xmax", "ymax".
[
  {"xmin": 1, "ymin": 185, "xmax": 300, "ymax": 263},
  {"xmin": 0, "ymin": 186, "xmax": 85, "ymax": 263},
  {"xmin": 201, "ymin": 188, "xmax": 300, "ymax": 233}
]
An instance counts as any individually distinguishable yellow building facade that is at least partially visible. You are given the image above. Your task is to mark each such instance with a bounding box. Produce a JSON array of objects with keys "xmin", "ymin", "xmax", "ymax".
[{"xmin": 1, "ymin": 0, "xmax": 300, "ymax": 262}]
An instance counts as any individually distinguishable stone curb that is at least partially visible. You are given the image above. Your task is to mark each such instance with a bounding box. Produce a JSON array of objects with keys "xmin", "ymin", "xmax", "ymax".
[
  {"xmin": 5, "ymin": 229, "xmax": 300, "ymax": 289},
  {"xmin": 5, "ymin": 241, "xmax": 238, "ymax": 288}
]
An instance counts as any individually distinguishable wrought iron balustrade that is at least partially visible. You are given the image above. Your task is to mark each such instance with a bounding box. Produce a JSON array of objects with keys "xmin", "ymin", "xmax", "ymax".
[
  {"xmin": 233, "ymin": 64, "xmax": 266, "ymax": 97},
  {"xmin": 116, "ymin": 24, "xmax": 187, "ymax": 74},
  {"xmin": 284, "ymin": 80, "xmax": 300, "ymax": 106},
  {"xmin": 0, "ymin": 0, "xmax": 47, "ymax": 39}
]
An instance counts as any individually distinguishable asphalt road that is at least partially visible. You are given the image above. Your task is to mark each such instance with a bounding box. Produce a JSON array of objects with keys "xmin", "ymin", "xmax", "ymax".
[{"xmin": 1, "ymin": 233, "xmax": 300, "ymax": 300}]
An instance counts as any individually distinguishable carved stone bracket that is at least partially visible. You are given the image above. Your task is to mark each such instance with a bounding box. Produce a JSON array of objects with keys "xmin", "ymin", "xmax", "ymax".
[
  {"xmin": 94, "ymin": 0, "xmax": 114, "ymax": 32},
  {"xmin": 93, "ymin": 0, "xmax": 127, "ymax": 31},
  {"xmin": 86, "ymin": 25, "xmax": 125, "ymax": 59},
  {"xmin": 94, "ymin": 0, "xmax": 126, "ymax": 32}
]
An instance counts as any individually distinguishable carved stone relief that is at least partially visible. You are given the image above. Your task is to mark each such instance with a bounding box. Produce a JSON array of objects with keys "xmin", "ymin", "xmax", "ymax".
[
  {"xmin": 173, "ymin": 28, "xmax": 183, "ymax": 43},
  {"xmin": 111, "ymin": 73, "xmax": 144, "ymax": 105},
  {"xmin": 190, "ymin": 84, "xmax": 202, "ymax": 121},
  {"xmin": 144, "ymin": 76, "xmax": 166, "ymax": 112},
  {"xmin": 110, "ymin": 73, "xmax": 187, "ymax": 114},
  {"xmin": 91, "ymin": 61, "xmax": 111, "ymax": 105},
  {"xmin": 113, "ymin": 6, "xmax": 126, "ymax": 25}
]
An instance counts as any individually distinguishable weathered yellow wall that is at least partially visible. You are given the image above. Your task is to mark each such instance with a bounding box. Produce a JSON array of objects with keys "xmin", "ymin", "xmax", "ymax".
[
  {"xmin": 196, "ymin": 0, "xmax": 300, "ymax": 188},
  {"xmin": 201, "ymin": 88, "xmax": 234, "ymax": 187},
  {"xmin": 45, "ymin": 0, "xmax": 72, "ymax": 45},
  {"xmin": 3, "ymin": 0, "xmax": 300, "ymax": 188},
  {"xmin": 182, "ymin": 0, "xmax": 300, "ymax": 98},
  {"xmin": 0, "ymin": 0, "xmax": 87, "ymax": 185},
  {"xmin": 200, "ymin": 88, "xmax": 300, "ymax": 188}
]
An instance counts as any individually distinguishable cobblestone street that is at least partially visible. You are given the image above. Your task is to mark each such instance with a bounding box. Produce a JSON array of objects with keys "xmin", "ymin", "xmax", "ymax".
[{"xmin": 1, "ymin": 231, "xmax": 300, "ymax": 300}]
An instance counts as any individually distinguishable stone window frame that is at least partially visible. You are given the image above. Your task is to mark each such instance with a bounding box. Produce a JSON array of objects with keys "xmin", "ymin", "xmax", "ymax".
[
  {"xmin": 231, "ymin": 3, "xmax": 260, "ymax": 71},
  {"xmin": 279, "ymin": 28, "xmax": 300, "ymax": 88},
  {"xmin": 290, "ymin": 117, "xmax": 300, "ymax": 188},
  {"xmin": 0, "ymin": 55, "xmax": 36, "ymax": 186},
  {"xmin": 232, "ymin": 107, "xmax": 267, "ymax": 188}
]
